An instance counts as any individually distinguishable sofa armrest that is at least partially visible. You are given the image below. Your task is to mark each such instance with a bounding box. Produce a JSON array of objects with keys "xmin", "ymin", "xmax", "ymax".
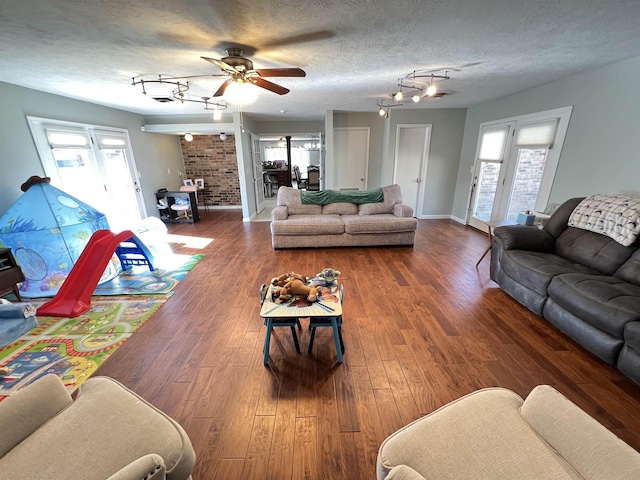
[
  {"xmin": 106, "ymin": 454, "xmax": 167, "ymax": 480},
  {"xmin": 271, "ymin": 205, "xmax": 288, "ymax": 221},
  {"xmin": 521, "ymin": 385, "xmax": 640, "ymax": 480},
  {"xmin": 385, "ymin": 465, "xmax": 427, "ymax": 480},
  {"xmin": 0, "ymin": 374, "xmax": 72, "ymax": 457},
  {"xmin": 393, "ymin": 204, "xmax": 414, "ymax": 218},
  {"xmin": 493, "ymin": 225, "xmax": 554, "ymax": 252}
]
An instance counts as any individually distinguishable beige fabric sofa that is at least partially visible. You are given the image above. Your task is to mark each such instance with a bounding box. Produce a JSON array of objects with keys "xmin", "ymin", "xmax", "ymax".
[
  {"xmin": 377, "ymin": 385, "xmax": 640, "ymax": 480},
  {"xmin": 0, "ymin": 374, "xmax": 195, "ymax": 480},
  {"xmin": 270, "ymin": 184, "xmax": 418, "ymax": 249}
]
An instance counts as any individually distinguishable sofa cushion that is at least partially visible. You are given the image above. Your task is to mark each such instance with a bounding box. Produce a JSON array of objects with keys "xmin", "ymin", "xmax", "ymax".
[
  {"xmin": 547, "ymin": 274, "xmax": 640, "ymax": 337},
  {"xmin": 359, "ymin": 184, "xmax": 402, "ymax": 215},
  {"xmin": 500, "ymin": 250, "xmax": 598, "ymax": 296},
  {"xmin": 555, "ymin": 227, "xmax": 636, "ymax": 275},
  {"xmin": 614, "ymin": 248, "xmax": 640, "ymax": 287},
  {"xmin": 271, "ymin": 214, "xmax": 345, "ymax": 235},
  {"xmin": 342, "ymin": 214, "xmax": 417, "ymax": 234},
  {"xmin": 322, "ymin": 202, "xmax": 358, "ymax": 215}
]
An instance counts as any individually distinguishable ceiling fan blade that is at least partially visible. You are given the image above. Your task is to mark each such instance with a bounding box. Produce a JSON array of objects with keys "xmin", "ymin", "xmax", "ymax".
[
  {"xmin": 260, "ymin": 30, "xmax": 334, "ymax": 49},
  {"xmin": 213, "ymin": 79, "xmax": 233, "ymax": 97},
  {"xmin": 254, "ymin": 68, "xmax": 306, "ymax": 78},
  {"xmin": 201, "ymin": 56, "xmax": 235, "ymax": 72},
  {"xmin": 251, "ymin": 77, "xmax": 290, "ymax": 95}
]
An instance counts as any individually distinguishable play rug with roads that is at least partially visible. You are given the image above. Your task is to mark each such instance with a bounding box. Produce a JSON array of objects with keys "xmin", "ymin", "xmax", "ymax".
[
  {"xmin": 0, "ymin": 294, "xmax": 169, "ymax": 399},
  {"xmin": 94, "ymin": 253, "xmax": 204, "ymax": 296}
]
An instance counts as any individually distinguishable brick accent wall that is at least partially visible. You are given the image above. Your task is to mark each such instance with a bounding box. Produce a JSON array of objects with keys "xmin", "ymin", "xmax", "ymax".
[{"xmin": 180, "ymin": 135, "xmax": 241, "ymax": 206}]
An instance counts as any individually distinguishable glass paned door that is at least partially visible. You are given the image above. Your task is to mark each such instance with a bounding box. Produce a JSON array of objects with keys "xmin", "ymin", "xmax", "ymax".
[
  {"xmin": 505, "ymin": 148, "xmax": 549, "ymax": 220},
  {"xmin": 467, "ymin": 123, "xmax": 513, "ymax": 231}
]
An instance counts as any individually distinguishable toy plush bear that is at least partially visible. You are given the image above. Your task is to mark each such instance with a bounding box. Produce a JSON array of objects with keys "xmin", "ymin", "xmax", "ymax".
[{"xmin": 271, "ymin": 272, "xmax": 318, "ymax": 303}]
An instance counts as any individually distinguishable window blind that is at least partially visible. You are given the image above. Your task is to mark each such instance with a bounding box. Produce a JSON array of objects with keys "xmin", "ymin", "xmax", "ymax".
[
  {"xmin": 45, "ymin": 127, "xmax": 90, "ymax": 148},
  {"xmin": 478, "ymin": 126, "xmax": 509, "ymax": 161},
  {"xmin": 95, "ymin": 131, "xmax": 127, "ymax": 149},
  {"xmin": 515, "ymin": 119, "xmax": 559, "ymax": 148}
]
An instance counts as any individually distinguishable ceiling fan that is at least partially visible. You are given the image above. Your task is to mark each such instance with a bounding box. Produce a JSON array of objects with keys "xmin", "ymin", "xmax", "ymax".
[{"xmin": 201, "ymin": 47, "xmax": 306, "ymax": 97}]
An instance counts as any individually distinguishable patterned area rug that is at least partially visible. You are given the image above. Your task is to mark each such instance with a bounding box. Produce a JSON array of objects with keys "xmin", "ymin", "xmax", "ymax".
[
  {"xmin": 94, "ymin": 253, "xmax": 204, "ymax": 295},
  {"xmin": 0, "ymin": 295, "xmax": 170, "ymax": 399}
]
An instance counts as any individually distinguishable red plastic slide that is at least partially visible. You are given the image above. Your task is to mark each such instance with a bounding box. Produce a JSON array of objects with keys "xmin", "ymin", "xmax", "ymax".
[{"xmin": 36, "ymin": 229, "xmax": 134, "ymax": 318}]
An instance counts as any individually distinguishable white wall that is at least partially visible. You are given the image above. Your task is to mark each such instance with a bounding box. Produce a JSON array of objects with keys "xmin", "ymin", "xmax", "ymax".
[
  {"xmin": 0, "ymin": 82, "xmax": 185, "ymax": 217},
  {"xmin": 452, "ymin": 55, "xmax": 640, "ymax": 220}
]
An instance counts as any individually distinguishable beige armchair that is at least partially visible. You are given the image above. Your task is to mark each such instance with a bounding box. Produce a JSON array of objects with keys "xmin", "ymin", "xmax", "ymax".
[
  {"xmin": 0, "ymin": 374, "xmax": 195, "ymax": 479},
  {"xmin": 377, "ymin": 385, "xmax": 640, "ymax": 480}
]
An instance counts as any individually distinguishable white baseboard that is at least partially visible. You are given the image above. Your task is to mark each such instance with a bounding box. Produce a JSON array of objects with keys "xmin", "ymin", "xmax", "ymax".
[
  {"xmin": 418, "ymin": 214, "xmax": 451, "ymax": 220},
  {"xmin": 450, "ymin": 215, "xmax": 466, "ymax": 225}
]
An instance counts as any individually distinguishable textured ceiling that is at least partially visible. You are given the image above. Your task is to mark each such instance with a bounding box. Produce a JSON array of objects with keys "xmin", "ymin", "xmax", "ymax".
[{"xmin": 1, "ymin": 0, "xmax": 640, "ymax": 122}]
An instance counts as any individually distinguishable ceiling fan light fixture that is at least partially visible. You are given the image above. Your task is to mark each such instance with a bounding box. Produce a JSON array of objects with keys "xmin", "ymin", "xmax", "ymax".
[
  {"xmin": 184, "ymin": 133, "xmax": 193, "ymax": 142},
  {"xmin": 224, "ymin": 80, "xmax": 259, "ymax": 105}
]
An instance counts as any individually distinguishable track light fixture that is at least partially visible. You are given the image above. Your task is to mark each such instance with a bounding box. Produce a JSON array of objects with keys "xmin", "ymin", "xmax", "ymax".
[
  {"xmin": 132, "ymin": 75, "xmax": 228, "ymax": 112},
  {"xmin": 374, "ymin": 70, "xmax": 451, "ymax": 113}
]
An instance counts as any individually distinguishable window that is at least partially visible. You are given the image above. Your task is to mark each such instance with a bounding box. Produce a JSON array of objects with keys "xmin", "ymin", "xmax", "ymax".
[
  {"xmin": 27, "ymin": 117, "xmax": 146, "ymax": 231},
  {"xmin": 467, "ymin": 107, "xmax": 572, "ymax": 230}
]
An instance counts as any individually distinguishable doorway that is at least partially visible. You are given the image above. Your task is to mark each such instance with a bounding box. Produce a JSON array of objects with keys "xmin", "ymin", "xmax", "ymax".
[
  {"xmin": 333, "ymin": 127, "xmax": 369, "ymax": 190},
  {"xmin": 467, "ymin": 107, "xmax": 572, "ymax": 232},
  {"xmin": 27, "ymin": 117, "xmax": 147, "ymax": 232},
  {"xmin": 393, "ymin": 124, "xmax": 431, "ymax": 216}
]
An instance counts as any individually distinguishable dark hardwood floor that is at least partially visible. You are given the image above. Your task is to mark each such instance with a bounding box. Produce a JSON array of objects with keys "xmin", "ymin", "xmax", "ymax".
[{"xmin": 96, "ymin": 209, "xmax": 640, "ymax": 480}]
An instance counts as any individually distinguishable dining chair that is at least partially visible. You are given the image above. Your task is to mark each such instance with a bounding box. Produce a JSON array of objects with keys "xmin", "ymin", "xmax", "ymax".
[
  {"xmin": 307, "ymin": 165, "xmax": 320, "ymax": 191},
  {"xmin": 294, "ymin": 165, "xmax": 307, "ymax": 190},
  {"xmin": 308, "ymin": 284, "xmax": 344, "ymax": 363},
  {"xmin": 260, "ymin": 283, "xmax": 302, "ymax": 365}
]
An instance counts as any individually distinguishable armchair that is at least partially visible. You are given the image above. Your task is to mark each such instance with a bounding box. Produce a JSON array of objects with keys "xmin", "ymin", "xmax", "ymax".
[{"xmin": 0, "ymin": 374, "xmax": 195, "ymax": 479}]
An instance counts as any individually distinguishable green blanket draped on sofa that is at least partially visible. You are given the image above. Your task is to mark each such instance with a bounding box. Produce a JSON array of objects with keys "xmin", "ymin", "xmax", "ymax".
[{"xmin": 300, "ymin": 188, "xmax": 384, "ymax": 205}]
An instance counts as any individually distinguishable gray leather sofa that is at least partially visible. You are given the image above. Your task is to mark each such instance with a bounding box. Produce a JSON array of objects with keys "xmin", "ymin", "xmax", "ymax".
[{"xmin": 490, "ymin": 197, "xmax": 640, "ymax": 385}]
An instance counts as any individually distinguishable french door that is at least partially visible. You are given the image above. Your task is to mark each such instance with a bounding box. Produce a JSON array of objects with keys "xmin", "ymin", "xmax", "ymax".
[
  {"xmin": 467, "ymin": 107, "xmax": 572, "ymax": 232},
  {"xmin": 27, "ymin": 117, "xmax": 146, "ymax": 232},
  {"xmin": 251, "ymin": 134, "xmax": 265, "ymax": 214}
]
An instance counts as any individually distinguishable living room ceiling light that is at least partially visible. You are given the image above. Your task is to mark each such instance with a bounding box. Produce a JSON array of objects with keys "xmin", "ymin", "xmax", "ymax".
[
  {"xmin": 131, "ymin": 75, "xmax": 228, "ymax": 112},
  {"xmin": 184, "ymin": 133, "xmax": 193, "ymax": 142},
  {"xmin": 212, "ymin": 108, "xmax": 222, "ymax": 120},
  {"xmin": 219, "ymin": 132, "xmax": 227, "ymax": 141}
]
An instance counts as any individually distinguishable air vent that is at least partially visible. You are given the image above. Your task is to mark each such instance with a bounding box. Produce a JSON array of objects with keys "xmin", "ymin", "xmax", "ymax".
[{"xmin": 152, "ymin": 97, "xmax": 174, "ymax": 103}]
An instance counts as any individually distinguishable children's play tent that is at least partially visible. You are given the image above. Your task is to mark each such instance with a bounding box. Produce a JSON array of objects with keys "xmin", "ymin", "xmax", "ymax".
[{"xmin": 0, "ymin": 182, "xmax": 113, "ymax": 298}]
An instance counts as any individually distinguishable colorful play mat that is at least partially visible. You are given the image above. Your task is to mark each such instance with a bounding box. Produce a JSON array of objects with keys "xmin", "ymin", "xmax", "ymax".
[{"xmin": 0, "ymin": 295, "xmax": 170, "ymax": 399}]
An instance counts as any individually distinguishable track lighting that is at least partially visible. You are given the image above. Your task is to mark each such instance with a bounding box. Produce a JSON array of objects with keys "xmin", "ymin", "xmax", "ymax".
[
  {"xmin": 412, "ymin": 94, "xmax": 421, "ymax": 103},
  {"xmin": 426, "ymin": 82, "xmax": 437, "ymax": 97},
  {"xmin": 184, "ymin": 133, "xmax": 193, "ymax": 142},
  {"xmin": 212, "ymin": 108, "xmax": 222, "ymax": 120},
  {"xmin": 394, "ymin": 90, "xmax": 403, "ymax": 101},
  {"xmin": 379, "ymin": 107, "xmax": 386, "ymax": 116},
  {"xmin": 219, "ymin": 132, "xmax": 227, "ymax": 141}
]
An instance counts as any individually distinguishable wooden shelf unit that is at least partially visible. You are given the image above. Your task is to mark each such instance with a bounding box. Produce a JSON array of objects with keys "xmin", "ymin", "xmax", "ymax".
[{"xmin": 155, "ymin": 191, "xmax": 200, "ymax": 223}]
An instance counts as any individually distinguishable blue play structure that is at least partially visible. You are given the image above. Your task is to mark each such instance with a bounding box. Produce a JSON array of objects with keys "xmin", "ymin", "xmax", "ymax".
[
  {"xmin": 0, "ymin": 182, "xmax": 114, "ymax": 298},
  {"xmin": 115, "ymin": 235, "xmax": 156, "ymax": 271}
]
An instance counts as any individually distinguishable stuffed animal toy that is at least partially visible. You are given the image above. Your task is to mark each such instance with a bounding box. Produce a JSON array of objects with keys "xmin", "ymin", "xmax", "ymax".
[
  {"xmin": 270, "ymin": 272, "xmax": 318, "ymax": 303},
  {"xmin": 311, "ymin": 268, "xmax": 341, "ymax": 287}
]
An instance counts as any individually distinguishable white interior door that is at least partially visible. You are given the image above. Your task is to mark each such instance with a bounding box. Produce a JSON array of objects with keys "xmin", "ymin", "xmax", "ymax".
[
  {"xmin": 251, "ymin": 134, "xmax": 265, "ymax": 214},
  {"xmin": 393, "ymin": 124, "xmax": 431, "ymax": 216},
  {"xmin": 333, "ymin": 127, "xmax": 369, "ymax": 190}
]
